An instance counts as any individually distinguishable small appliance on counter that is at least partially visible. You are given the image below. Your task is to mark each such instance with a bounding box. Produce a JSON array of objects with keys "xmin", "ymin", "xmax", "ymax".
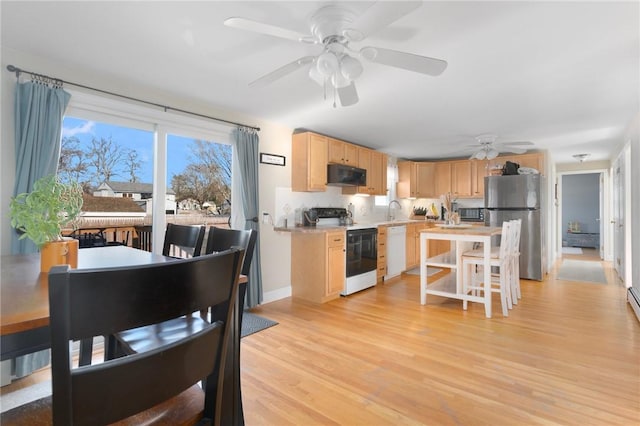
[
  {"xmin": 458, "ymin": 207, "xmax": 484, "ymax": 222},
  {"xmin": 302, "ymin": 208, "xmax": 319, "ymax": 226},
  {"xmin": 302, "ymin": 207, "xmax": 347, "ymax": 226}
]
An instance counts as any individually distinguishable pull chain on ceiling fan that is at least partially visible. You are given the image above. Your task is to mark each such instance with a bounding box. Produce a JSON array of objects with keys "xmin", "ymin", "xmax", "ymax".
[{"xmin": 224, "ymin": 1, "xmax": 447, "ymax": 107}]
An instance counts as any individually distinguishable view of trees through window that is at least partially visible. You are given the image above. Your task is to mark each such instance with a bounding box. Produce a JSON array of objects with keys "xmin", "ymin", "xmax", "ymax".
[{"xmin": 59, "ymin": 116, "xmax": 231, "ymax": 250}]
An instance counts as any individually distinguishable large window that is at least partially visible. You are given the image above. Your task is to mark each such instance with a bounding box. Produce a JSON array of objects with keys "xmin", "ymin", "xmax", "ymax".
[{"xmin": 60, "ymin": 91, "xmax": 234, "ymax": 252}]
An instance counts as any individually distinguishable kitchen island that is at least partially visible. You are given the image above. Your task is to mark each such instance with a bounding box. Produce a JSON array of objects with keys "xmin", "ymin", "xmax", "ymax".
[{"xmin": 420, "ymin": 225, "xmax": 502, "ymax": 318}]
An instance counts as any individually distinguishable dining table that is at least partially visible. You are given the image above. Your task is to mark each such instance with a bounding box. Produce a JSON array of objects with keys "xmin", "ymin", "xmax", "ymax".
[
  {"xmin": 1, "ymin": 245, "xmax": 246, "ymax": 425},
  {"xmin": 419, "ymin": 225, "xmax": 503, "ymax": 318}
]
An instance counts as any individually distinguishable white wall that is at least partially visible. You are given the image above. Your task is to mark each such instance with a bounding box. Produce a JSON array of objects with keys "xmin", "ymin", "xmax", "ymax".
[
  {"xmin": 0, "ymin": 47, "xmax": 295, "ymax": 300},
  {"xmin": 625, "ymin": 114, "xmax": 639, "ymax": 312}
]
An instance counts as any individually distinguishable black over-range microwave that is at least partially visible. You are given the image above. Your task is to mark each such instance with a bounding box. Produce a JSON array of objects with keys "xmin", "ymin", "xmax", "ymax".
[
  {"xmin": 458, "ymin": 207, "xmax": 485, "ymax": 222},
  {"xmin": 327, "ymin": 164, "xmax": 366, "ymax": 186}
]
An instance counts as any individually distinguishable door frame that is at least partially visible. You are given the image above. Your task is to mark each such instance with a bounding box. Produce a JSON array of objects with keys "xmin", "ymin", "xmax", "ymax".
[{"xmin": 556, "ymin": 168, "xmax": 610, "ymax": 261}]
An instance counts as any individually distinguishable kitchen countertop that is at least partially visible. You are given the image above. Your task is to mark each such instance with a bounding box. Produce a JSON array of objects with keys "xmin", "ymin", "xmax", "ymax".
[{"xmin": 274, "ymin": 219, "xmax": 442, "ymax": 233}]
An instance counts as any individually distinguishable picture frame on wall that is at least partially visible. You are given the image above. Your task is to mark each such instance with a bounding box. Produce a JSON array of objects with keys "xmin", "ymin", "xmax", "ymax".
[{"xmin": 260, "ymin": 153, "xmax": 286, "ymax": 166}]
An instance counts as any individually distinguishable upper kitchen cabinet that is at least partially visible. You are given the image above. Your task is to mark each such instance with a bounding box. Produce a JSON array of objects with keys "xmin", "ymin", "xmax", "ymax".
[
  {"xmin": 343, "ymin": 147, "xmax": 388, "ymax": 196},
  {"xmin": 370, "ymin": 151, "xmax": 388, "ymax": 196},
  {"xmin": 397, "ymin": 161, "xmax": 435, "ymax": 198},
  {"xmin": 292, "ymin": 132, "xmax": 328, "ymax": 192},
  {"xmin": 328, "ymin": 138, "xmax": 358, "ymax": 165},
  {"xmin": 450, "ymin": 160, "xmax": 472, "ymax": 198},
  {"xmin": 490, "ymin": 153, "xmax": 546, "ymax": 174},
  {"xmin": 434, "ymin": 162, "xmax": 451, "ymax": 197},
  {"xmin": 471, "ymin": 160, "xmax": 488, "ymax": 198}
]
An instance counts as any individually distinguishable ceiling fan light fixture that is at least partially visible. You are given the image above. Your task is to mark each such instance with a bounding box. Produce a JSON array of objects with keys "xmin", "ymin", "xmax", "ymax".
[
  {"xmin": 486, "ymin": 149, "xmax": 499, "ymax": 160},
  {"xmin": 340, "ymin": 55, "xmax": 363, "ymax": 80},
  {"xmin": 331, "ymin": 71, "xmax": 351, "ymax": 88},
  {"xmin": 317, "ymin": 52, "xmax": 339, "ymax": 77},
  {"xmin": 308, "ymin": 65, "xmax": 325, "ymax": 86}
]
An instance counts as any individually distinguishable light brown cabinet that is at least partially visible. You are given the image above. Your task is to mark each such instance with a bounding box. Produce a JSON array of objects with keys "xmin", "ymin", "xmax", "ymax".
[
  {"xmin": 397, "ymin": 152, "xmax": 546, "ymax": 200},
  {"xmin": 451, "ymin": 160, "xmax": 472, "ymax": 198},
  {"xmin": 471, "ymin": 159, "xmax": 488, "ymax": 198},
  {"xmin": 328, "ymin": 138, "xmax": 358, "ymax": 165},
  {"xmin": 369, "ymin": 151, "xmax": 388, "ymax": 196},
  {"xmin": 293, "ymin": 131, "xmax": 388, "ymax": 193},
  {"xmin": 434, "ymin": 162, "xmax": 451, "ymax": 197},
  {"xmin": 343, "ymin": 147, "xmax": 388, "ymax": 196},
  {"xmin": 377, "ymin": 226, "xmax": 387, "ymax": 281},
  {"xmin": 292, "ymin": 132, "xmax": 328, "ymax": 192},
  {"xmin": 428, "ymin": 238, "xmax": 451, "ymax": 258},
  {"xmin": 327, "ymin": 232, "xmax": 346, "ymax": 296},
  {"xmin": 490, "ymin": 153, "xmax": 545, "ymax": 172},
  {"xmin": 291, "ymin": 230, "xmax": 345, "ymax": 303},
  {"xmin": 397, "ymin": 161, "xmax": 435, "ymax": 198},
  {"xmin": 406, "ymin": 222, "xmax": 431, "ymax": 270}
]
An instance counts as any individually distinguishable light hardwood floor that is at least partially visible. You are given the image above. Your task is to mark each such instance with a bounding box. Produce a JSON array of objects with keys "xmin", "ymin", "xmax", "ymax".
[
  {"xmin": 2, "ymin": 259, "xmax": 638, "ymax": 425},
  {"xmin": 241, "ymin": 259, "xmax": 638, "ymax": 425}
]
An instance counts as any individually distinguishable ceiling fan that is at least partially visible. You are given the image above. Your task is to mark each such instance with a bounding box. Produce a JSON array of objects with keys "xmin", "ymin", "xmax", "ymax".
[
  {"xmin": 467, "ymin": 134, "xmax": 534, "ymax": 160},
  {"xmin": 224, "ymin": 1, "xmax": 447, "ymax": 107}
]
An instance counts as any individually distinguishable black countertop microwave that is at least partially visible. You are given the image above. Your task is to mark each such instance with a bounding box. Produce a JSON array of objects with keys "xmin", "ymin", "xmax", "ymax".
[
  {"xmin": 327, "ymin": 164, "xmax": 366, "ymax": 186},
  {"xmin": 458, "ymin": 207, "xmax": 484, "ymax": 222}
]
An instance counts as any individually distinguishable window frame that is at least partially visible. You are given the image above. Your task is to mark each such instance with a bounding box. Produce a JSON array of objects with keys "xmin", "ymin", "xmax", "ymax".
[{"xmin": 65, "ymin": 89, "xmax": 236, "ymax": 254}]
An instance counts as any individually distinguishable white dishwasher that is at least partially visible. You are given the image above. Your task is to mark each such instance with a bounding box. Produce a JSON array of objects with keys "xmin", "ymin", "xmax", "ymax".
[{"xmin": 385, "ymin": 225, "xmax": 406, "ymax": 280}]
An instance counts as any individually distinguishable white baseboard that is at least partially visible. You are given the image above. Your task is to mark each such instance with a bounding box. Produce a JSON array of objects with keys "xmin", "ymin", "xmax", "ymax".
[
  {"xmin": 261, "ymin": 286, "xmax": 291, "ymax": 305},
  {"xmin": 628, "ymin": 288, "xmax": 640, "ymax": 322}
]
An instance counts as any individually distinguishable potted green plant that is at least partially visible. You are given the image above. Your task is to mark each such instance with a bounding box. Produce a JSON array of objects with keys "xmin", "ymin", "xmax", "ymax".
[{"xmin": 10, "ymin": 174, "xmax": 84, "ymax": 272}]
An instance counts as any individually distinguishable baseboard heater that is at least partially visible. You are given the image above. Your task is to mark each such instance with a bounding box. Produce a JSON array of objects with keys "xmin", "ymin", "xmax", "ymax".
[{"xmin": 628, "ymin": 288, "xmax": 640, "ymax": 322}]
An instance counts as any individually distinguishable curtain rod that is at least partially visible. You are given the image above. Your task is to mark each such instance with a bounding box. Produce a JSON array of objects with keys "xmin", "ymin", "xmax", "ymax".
[{"xmin": 6, "ymin": 64, "xmax": 260, "ymax": 132}]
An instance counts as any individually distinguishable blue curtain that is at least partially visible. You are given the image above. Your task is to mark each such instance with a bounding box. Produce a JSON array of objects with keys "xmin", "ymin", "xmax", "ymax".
[
  {"xmin": 232, "ymin": 127, "xmax": 262, "ymax": 308},
  {"xmin": 12, "ymin": 80, "xmax": 71, "ymax": 255},
  {"xmin": 10, "ymin": 79, "xmax": 70, "ymax": 378}
]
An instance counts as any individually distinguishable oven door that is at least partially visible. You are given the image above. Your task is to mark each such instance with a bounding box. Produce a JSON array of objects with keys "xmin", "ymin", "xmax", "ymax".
[{"xmin": 346, "ymin": 228, "xmax": 377, "ymax": 277}]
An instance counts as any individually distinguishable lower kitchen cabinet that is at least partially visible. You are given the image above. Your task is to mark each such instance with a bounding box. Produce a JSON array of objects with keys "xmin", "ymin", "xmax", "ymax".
[
  {"xmin": 406, "ymin": 222, "xmax": 430, "ymax": 270},
  {"xmin": 377, "ymin": 225, "xmax": 387, "ymax": 281},
  {"xmin": 407, "ymin": 223, "xmax": 451, "ymax": 270},
  {"xmin": 291, "ymin": 231, "xmax": 345, "ymax": 303}
]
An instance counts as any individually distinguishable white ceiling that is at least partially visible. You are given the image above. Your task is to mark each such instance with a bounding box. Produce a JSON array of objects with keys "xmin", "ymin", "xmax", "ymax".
[{"xmin": 2, "ymin": 1, "xmax": 638, "ymax": 164}]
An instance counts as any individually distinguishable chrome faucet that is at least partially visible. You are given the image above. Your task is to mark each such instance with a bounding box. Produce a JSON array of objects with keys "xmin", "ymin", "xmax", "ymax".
[{"xmin": 387, "ymin": 200, "xmax": 402, "ymax": 221}]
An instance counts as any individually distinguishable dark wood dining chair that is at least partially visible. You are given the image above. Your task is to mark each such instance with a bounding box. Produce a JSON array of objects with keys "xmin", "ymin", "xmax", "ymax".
[
  {"xmin": 108, "ymin": 227, "xmax": 257, "ymax": 425},
  {"xmin": 77, "ymin": 223, "xmax": 205, "ymax": 367},
  {"xmin": 163, "ymin": 223, "xmax": 206, "ymax": 258},
  {"xmin": 0, "ymin": 249, "xmax": 243, "ymax": 426},
  {"xmin": 205, "ymin": 227, "xmax": 258, "ymax": 317}
]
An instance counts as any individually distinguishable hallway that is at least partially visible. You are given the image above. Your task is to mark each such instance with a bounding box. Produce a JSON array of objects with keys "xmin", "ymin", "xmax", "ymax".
[{"xmin": 560, "ymin": 247, "xmax": 601, "ymax": 262}]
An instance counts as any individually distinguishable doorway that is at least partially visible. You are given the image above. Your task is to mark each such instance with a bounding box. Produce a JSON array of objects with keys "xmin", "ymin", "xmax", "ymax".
[{"xmin": 558, "ymin": 172, "xmax": 604, "ymax": 262}]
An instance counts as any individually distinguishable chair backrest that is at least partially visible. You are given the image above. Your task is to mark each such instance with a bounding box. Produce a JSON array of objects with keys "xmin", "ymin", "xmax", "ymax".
[
  {"xmin": 162, "ymin": 223, "xmax": 205, "ymax": 258},
  {"xmin": 133, "ymin": 225, "xmax": 153, "ymax": 252},
  {"xmin": 205, "ymin": 227, "xmax": 257, "ymax": 275},
  {"xmin": 510, "ymin": 219, "xmax": 522, "ymax": 255},
  {"xmin": 499, "ymin": 220, "xmax": 512, "ymax": 261},
  {"xmin": 48, "ymin": 249, "xmax": 243, "ymax": 425}
]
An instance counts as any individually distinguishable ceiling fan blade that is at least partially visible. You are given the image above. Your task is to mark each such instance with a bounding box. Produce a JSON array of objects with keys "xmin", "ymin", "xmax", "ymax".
[
  {"xmin": 249, "ymin": 56, "xmax": 315, "ymax": 89},
  {"xmin": 338, "ymin": 82, "xmax": 359, "ymax": 107},
  {"xmin": 499, "ymin": 141, "xmax": 534, "ymax": 146},
  {"xmin": 360, "ymin": 46, "xmax": 447, "ymax": 76},
  {"xmin": 349, "ymin": 1, "xmax": 423, "ymax": 40},
  {"xmin": 500, "ymin": 147, "xmax": 528, "ymax": 154},
  {"xmin": 224, "ymin": 17, "xmax": 314, "ymax": 43}
]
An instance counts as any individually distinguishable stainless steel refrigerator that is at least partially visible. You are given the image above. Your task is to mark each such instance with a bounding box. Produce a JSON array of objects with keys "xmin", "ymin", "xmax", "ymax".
[{"xmin": 484, "ymin": 174, "xmax": 546, "ymax": 281}]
